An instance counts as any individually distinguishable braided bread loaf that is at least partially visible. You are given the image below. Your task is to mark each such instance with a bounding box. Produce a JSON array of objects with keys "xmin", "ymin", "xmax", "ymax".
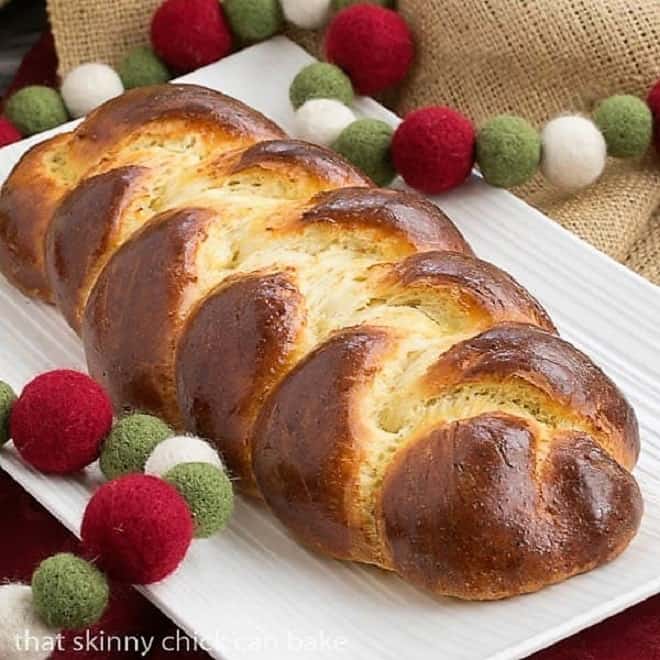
[{"xmin": 0, "ymin": 85, "xmax": 642, "ymax": 600}]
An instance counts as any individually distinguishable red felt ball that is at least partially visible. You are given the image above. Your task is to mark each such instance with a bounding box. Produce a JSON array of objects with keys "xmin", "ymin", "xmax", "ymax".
[
  {"xmin": 647, "ymin": 80, "xmax": 660, "ymax": 151},
  {"xmin": 392, "ymin": 106, "xmax": 476, "ymax": 194},
  {"xmin": 151, "ymin": 0, "xmax": 233, "ymax": 73},
  {"xmin": 10, "ymin": 370, "xmax": 113, "ymax": 474},
  {"xmin": 81, "ymin": 474, "xmax": 193, "ymax": 585},
  {"xmin": 324, "ymin": 5, "xmax": 414, "ymax": 96},
  {"xmin": 0, "ymin": 117, "xmax": 22, "ymax": 146},
  {"xmin": 647, "ymin": 80, "xmax": 660, "ymax": 117}
]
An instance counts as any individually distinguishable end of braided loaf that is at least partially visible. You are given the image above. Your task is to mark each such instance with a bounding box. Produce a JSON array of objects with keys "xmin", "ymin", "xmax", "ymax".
[{"xmin": 0, "ymin": 85, "xmax": 642, "ymax": 599}]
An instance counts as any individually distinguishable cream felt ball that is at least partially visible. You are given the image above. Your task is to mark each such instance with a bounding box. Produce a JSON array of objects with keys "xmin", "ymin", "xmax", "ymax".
[
  {"xmin": 144, "ymin": 434, "xmax": 223, "ymax": 477},
  {"xmin": 294, "ymin": 99, "xmax": 356, "ymax": 146},
  {"xmin": 540, "ymin": 115, "xmax": 607, "ymax": 191},
  {"xmin": 282, "ymin": 0, "xmax": 331, "ymax": 29},
  {"xmin": 0, "ymin": 585, "xmax": 59, "ymax": 660},
  {"xmin": 61, "ymin": 63, "xmax": 124, "ymax": 119}
]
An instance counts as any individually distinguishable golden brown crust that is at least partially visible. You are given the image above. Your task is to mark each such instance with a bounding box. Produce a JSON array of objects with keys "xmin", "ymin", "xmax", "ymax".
[
  {"xmin": 70, "ymin": 84, "xmax": 285, "ymax": 162},
  {"xmin": 303, "ymin": 188, "xmax": 473, "ymax": 255},
  {"xmin": 82, "ymin": 207, "xmax": 215, "ymax": 423},
  {"xmin": 255, "ymin": 323, "xmax": 642, "ymax": 598},
  {"xmin": 253, "ymin": 328, "xmax": 392, "ymax": 561},
  {"xmin": 0, "ymin": 134, "xmax": 71, "ymax": 301},
  {"xmin": 379, "ymin": 415, "xmax": 642, "ymax": 600},
  {"xmin": 0, "ymin": 85, "xmax": 286, "ymax": 301},
  {"xmin": 379, "ymin": 251, "xmax": 557, "ymax": 333},
  {"xmin": 178, "ymin": 250, "xmax": 562, "ymax": 500},
  {"xmin": 231, "ymin": 140, "xmax": 372, "ymax": 188},
  {"xmin": 176, "ymin": 271, "xmax": 306, "ymax": 494},
  {"xmin": 46, "ymin": 166, "xmax": 151, "ymax": 331},
  {"xmin": 424, "ymin": 323, "xmax": 639, "ymax": 469}
]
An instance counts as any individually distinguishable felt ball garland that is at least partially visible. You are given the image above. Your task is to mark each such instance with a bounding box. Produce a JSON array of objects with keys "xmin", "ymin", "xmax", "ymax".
[
  {"xmin": 2, "ymin": 0, "xmax": 660, "ymax": 200},
  {"xmin": 0, "ymin": 369, "xmax": 236, "ymax": 646},
  {"xmin": 647, "ymin": 81, "xmax": 660, "ymax": 151},
  {"xmin": 288, "ymin": 56, "xmax": 660, "ymax": 194},
  {"xmin": 0, "ymin": 585, "xmax": 57, "ymax": 660},
  {"xmin": 540, "ymin": 116, "xmax": 607, "ymax": 191}
]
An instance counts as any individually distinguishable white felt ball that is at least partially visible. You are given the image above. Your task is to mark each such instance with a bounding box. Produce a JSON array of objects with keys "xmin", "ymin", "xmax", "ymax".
[
  {"xmin": 540, "ymin": 115, "xmax": 607, "ymax": 191},
  {"xmin": 61, "ymin": 63, "xmax": 124, "ymax": 118},
  {"xmin": 294, "ymin": 98, "xmax": 357, "ymax": 147},
  {"xmin": 281, "ymin": 0, "xmax": 332, "ymax": 29},
  {"xmin": 0, "ymin": 585, "xmax": 59, "ymax": 660},
  {"xmin": 144, "ymin": 435, "xmax": 223, "ymax": 477}
]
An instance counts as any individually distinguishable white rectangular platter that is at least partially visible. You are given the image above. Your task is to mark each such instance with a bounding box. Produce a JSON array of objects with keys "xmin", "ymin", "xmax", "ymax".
[{"xmin": 2, "ymin": 37, "xmax": 660, "ymax": 660}]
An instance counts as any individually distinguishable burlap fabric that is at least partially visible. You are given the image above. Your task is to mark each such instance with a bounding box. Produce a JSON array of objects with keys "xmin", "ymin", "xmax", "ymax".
[
  {"xmin": 47, "ymin": 0, "xmax": 660, "ymax": 284},
  {"xmin": 397, "ymin": 0, "xmax": 660, "ymax": 284},
  {"xmin": 47, "ymin": 0, "xmax": 162, "ymax": 74}
]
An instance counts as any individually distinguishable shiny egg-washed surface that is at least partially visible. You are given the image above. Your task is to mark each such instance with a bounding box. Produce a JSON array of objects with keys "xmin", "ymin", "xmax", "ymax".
[{"xmin": 0, "ymin": 84, "xmax": 642, "ymax": 600}]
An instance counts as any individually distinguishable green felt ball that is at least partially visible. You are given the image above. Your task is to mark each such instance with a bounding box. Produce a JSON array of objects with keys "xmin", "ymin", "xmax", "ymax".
[
  {"xmin": 5, "ymin": 86, "xmax": 69, "ymax": 136},
  {"xmin": 164, "ymin": 462, "xmax": 234, "ymax": 538},
  {"xmin": 100, "ymin": 413, "xmax": 173, "ymax": 480},
  {"xmin": 290, "ymin": 62, "xmax": 354, "ymax": 110},
  {"xmin": 0, "ymin": 381, "xmax": 16, "ymax": 447},
  {"xmin": 476, "ymin": 115, "xmax": 541, "ymax": 187},
  {"xmin": 119, "ymin": 46, "xmax": 170, "ymax": 89},
  {"xmin": 224, "ymin": 0, "xmax": 283, "ymax": 45},
  {"xmin": 593, "ymin": 94, "xmax": 652, "ymax": 158},
  {"xmin": 32, "ymin": 553, "xmax": 109, "ymax": 629},
  {"xmin": 331, "ymin": 0, "xmax": 394, "ymax": 10},
  {"xmin": 332, "ymin": 118, "xmax": 395, "ymax": 186}
]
